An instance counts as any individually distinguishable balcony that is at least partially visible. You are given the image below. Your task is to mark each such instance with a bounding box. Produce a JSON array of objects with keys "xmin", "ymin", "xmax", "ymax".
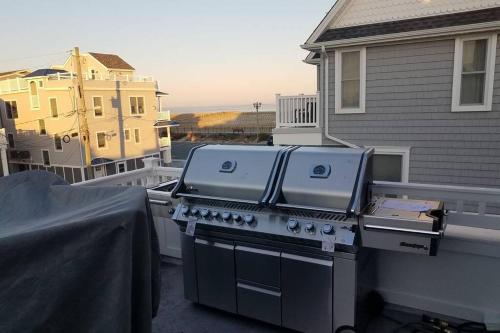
[
  {"xmin": 47, "ymin": 72, "xmax": 154, "ymax": 82},
  {"xmin": 0, "ymin": 78, "xmax": 28, "ymax": 94},
  {"xmin": 275, "ymin": 93, "xmax": 320, "ymax": 128}
]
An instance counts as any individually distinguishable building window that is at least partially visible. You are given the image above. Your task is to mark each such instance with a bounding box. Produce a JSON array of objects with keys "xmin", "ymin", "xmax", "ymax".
[
  {"xmin": 335, "ymin": 48, "xmax": 366, "ymax": 114},
  {"xmin": 158, "ymin": 127, "xmax": 169, "ymax": 138},
  {"xmin": 117, "ymin": 162, "xmax": 126, "ymax": 173},
  {"xmin": 7, "ymin": 134, "xmax": 15, "ymax": 148},
  {"xmin": 96, "ymin": 132, "xmax": 107, "ymax": 149},
  {"xmin": 42, "ymin": 150, "xmax": 50, "ymax": 166},
  {"xmin": 93, "ymin": 96, "xmax": 103, "ymax": 117},
  {"xmin": 39, "ymin": 119, "xmax": 47, "ymax": 135},
  {"xmin": 5, "ymin": 101, "xmax": 18, "ymax": 119},
  {"xmin": 452, "ymin": 34, "xmax": 497, "ymax": 112},
  {"xmin": 130, "ymin": 97, "xmax": 145, "ymax": 115},
  {"xmin": 370, "ymin": 147, "xmax": 410, "ymax": 183},
  {"xmin": 134, "ymin": 128, "xmax": 141, "ymax": 143},
  {"xmin": 49, "ymin": 98, "xmax": 58, "ymax": 117},
  {"xmin": 124, "ymin": 129, "xmax": 131, "ymax": 141},
  {"xmin": 54, "ymin": 134, "xmax": 63, "ymax": 151}
]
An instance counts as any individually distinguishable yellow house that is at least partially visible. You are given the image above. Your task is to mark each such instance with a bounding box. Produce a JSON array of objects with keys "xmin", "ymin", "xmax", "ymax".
[{"xmin": 0, "ymin": 52, "xmax": 172, "ymax": 182}]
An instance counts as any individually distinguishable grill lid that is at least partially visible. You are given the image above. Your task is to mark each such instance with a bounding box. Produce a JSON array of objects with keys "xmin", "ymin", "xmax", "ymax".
[
  {"xmin": 171, "ymin": 145, "xmax": 287, "ymax": 203},
  {"xmin": 270, "ymin": 146, "xmax": 373, "ymax": 214}
]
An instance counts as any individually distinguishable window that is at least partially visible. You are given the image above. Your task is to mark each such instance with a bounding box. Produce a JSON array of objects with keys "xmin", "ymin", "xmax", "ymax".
[
  {"xmin": 335, "ymin": 48, "xmax": 366, "ymax": 114},
  {"xmin": 39, "ymin": 119, "xmax": 47, "ymax": 135},
  {"xmin": 370, "ymin": 147, "xmax": 410, "ymax": 183},
  {"xmin": 49, "ymin": 98, "xmax": 58, "ymax": 117},
  {"xmin": 93, "ymin": 97, "xmax": 103, "ymax": 117},
  {"xmin": 96, "ymin": 132, "xmax": 107, "ymax": 149},
  {"xmin": 117, "ymin": 162, "xmax": 126, "ymax": 173},
  {"xmin": 7, "ymin": 134, "xmax": 15, "ymax": 148},
  {"xmin": 452, "ymin": 34, "xmax": 497, "ymax": 112},
  {"xmin": 134, "ymin": 128, "xmax": 141, "ymax": 143},
  {"xmin": 158, "ymin": 127, "xmax": 169, "ymax": 138},
  {"xmin": 42, "ymin": 150, "xmax": 50, "ymax": 166},
  {"xmin": 54, "ymin": 134, "xmax": 63, "ymax": 151},
  {"xmin": 124, "ymin": 129, "xmax": 131, "ymax": 141},
  {"xmin": 5, "ymin": 101, "xmax": 18, "ymax": 119},
  {"xmin": 130, "ymin": 97, "xmax": 145, "ymax": 115}
]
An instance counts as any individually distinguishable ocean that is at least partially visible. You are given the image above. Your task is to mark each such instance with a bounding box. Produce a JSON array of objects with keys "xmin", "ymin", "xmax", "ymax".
[{"xmin": 166, "ymin": 103, "xmax": 276, "ymax": 114}]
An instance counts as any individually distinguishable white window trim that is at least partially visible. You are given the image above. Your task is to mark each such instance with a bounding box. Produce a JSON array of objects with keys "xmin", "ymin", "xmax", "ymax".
[
  {"xmin": 96, "ymin": 131, "xmax": 108, "ymax": 150},
  {"xmin": 54, "ymin": 134, "xmax": 63, "ymax": 152},
  {"xmin": 129, "ymin": 96, "xmax": 146, "ymax": 115},
  {"xmin": 369, "ymin": 146, "xmax": 410, "ymax": 183},
  {"xmin": 41, "ymin": 149, "xmax": 50, "ymax": 166},
  {"xmin": 39, "ymin": 119, "xmax": 47, "ymax": 136},
  {"xmin": 92, "ymin": 96, "xmax": 104, "ymax": 118},
  {"xmin": 133, "ymin": 128, "xmax": 141, "ymax": 144},
  {"xmin": 335, "ymin": 47, "xmax": 366, "ymax": 114},
  {"xmin": 49, "ymin": 97, "xmax": 59, "ymax": 118},
  {"xmin": 4, "ymin": 100, "xmax": 18, "ymax": 120},
  {"xmin": 117, "ymin": 161, "xmax": 127, "ymax": 173},
  {"xmin": 452, "ymin": 33, "xmax": 497, "ymax": 112},
  {"xmin": 124, "ymin": 128, "xmax": 131, "ymax": 142}
]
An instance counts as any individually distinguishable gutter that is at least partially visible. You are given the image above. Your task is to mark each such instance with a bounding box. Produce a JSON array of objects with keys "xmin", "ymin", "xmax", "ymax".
[{"xmin": 320, "ymin": 46, "xmax": 358, "ymax": 148}]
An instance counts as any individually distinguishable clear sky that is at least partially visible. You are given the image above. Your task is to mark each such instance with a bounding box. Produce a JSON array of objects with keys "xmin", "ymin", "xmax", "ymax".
[{"xmin": 1, "ymin": 0, "xmax": 333, "ymax": 108}]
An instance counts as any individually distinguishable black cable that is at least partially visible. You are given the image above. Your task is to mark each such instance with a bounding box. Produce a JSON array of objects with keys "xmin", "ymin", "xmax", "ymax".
[{"xmin": 335, "ymin": 325, "xmax": 357, "ymax": 333}]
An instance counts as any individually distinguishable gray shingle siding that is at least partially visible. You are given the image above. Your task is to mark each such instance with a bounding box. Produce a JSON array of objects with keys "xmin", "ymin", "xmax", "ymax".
[{"xmin": 326, "ymin": 37, "xmax": 500, "ymax": 188}]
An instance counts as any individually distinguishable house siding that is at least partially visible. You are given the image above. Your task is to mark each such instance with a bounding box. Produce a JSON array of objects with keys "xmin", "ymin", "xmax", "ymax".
[{"xmin": 327, "ymin": 37, "xmax": 500, "ymax": 188}]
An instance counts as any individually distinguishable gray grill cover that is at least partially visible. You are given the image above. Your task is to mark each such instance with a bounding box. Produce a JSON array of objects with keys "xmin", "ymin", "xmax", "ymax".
[
  {"xmin": 281, "ymin": 147, "xmax": 367, "ymax": 211},
  {"xmin": 183, "ymin": 145, "xmax": 282, "ymax": 202}
]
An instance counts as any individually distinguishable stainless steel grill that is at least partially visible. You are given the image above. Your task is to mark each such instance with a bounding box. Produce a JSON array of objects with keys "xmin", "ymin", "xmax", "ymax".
[{"xmin": 170, "ymin": 144, "xmax": 446, "ymax": 333}]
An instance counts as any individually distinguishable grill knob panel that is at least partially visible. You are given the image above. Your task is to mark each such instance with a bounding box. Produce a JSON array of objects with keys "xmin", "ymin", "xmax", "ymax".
[
  {"xmin": 232, "ymin": 214, "xmax": 242, "ymax": 224},
  {"xmin": 200, "ymin": 209, "xmax": 209, "ymax": 218},
  {"xmin": 181, "ymin": 206, "xmax": 190, "ymax": 216},
  {"xmin": 211, "ymin": 211, "xmax": 219, "ymax": 219},
  {"xmin": 287, "ymin": 219, "xmax": 299, "ymax": 232},
  {"xmin": 222, "ymin": 212, "xmax": 231, "ymax": 221},
  {"xmin": 322, "ymin": 224, "xmax": 334, "ymax": 235}
]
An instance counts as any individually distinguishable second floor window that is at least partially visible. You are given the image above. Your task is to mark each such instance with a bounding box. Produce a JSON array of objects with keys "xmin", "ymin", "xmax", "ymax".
[
  {"xmin": 49, "ymin": 98, "xmax": 58, "ymax": 118},
  {"xmin": 124, "ymin": 129, "xmax": 131, "ymax": 141},
  {"xmin": 5, "ymin": 101, "xmax": 18, "ymax": 119},
  {"xmin": 134, "ymin": 129, "xmax": 141, "ymax": 143},
  {"xmin": 42, "ymin": 150, "xmax": 50, "ymax": 166},
  {"xmin": 54, "ymin": 134, "xmax": 63, "ymax": 151},
  {"xmin": 39, "ymin": 119, "xmax": 47, "ymax": 135},
  {"xmin": 93, "ymin": 97, "xmax": 103, "ymax": 117},
  {"xmin": 97, "ymin": 132, "xmax": 107, "ymax": 149},
  {"xmin": 335, "ymin": 48, "xmax": 366, "ymax": 114},
  {"xmin": 130, "ymin": 97, "xmax": 145, "ymax": 115},
  {"xmin": 7, "ymin": 134, "xmax": 15, "ymax": 148}
]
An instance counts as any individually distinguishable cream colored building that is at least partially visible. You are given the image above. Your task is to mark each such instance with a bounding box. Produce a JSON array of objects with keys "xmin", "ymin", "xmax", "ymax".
[{"xmin": 0, "ymin": 52, "xmax": 172, "ymax": 182}]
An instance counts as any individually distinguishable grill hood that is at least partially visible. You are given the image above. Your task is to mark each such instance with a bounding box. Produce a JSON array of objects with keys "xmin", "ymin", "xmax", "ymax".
[{"xmin": 172, "ymin": 145, "xmax": 373, "ymax": 214}]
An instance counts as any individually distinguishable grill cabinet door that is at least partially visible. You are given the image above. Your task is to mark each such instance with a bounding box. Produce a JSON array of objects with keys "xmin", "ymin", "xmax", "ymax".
[
  {"xmin": 195, "ymin": 238, "xmax": 236, "ymax": 313},
  {"xmin": 281, "ymin": 252, "xmax": 333, "ymax": 333}
]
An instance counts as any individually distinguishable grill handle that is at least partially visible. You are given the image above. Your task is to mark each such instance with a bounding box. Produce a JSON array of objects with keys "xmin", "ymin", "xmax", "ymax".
[
  {"xmin": 363, "ymin": 224, "xmax": 444, "ymax": 238},
  {"xmin": 149, "ymin": 199, "xmax": 172, "ymax": 206}
]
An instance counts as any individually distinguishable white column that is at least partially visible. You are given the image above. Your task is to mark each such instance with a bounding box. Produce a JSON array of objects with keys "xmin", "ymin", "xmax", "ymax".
[
  {"xmin": 142, "ymin": 157, "xmax": 160, "ymax": 187},
  {"xmin": 0, "ymin": 147, "xmax": 8, "ymax": 176}
]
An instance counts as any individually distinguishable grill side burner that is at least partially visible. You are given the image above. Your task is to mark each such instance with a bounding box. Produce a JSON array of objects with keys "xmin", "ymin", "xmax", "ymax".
[{"xmin": 171, "ymin": 144, "xmax": 445, "ymax": 333}]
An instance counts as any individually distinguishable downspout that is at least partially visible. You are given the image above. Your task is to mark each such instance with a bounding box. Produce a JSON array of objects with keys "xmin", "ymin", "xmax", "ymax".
[{"xmin": 321, "ymin": 45, "xmax": 358, "ymax": 148}]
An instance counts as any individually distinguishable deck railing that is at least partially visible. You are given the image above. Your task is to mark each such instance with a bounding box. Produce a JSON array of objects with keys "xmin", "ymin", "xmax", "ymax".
[
  {"xmin": 0, "ymin": 78, "xmax": 29, "ymax": 94},
  {"xmin": 46, "ymin": 72, "xmax": 154, "ymax": 82},
  {"xmin": 276, "ymin": 92, "xmax": 320, "ymax": 128}
]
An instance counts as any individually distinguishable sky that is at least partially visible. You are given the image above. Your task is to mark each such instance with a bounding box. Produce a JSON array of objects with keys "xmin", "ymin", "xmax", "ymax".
[{"xmin": 0, "ymin": 0, "xmax": 333, "ymax": 108}]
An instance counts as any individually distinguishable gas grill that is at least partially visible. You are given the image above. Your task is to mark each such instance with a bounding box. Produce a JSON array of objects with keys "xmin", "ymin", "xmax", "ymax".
[{"xmin": 170, "ymin": 144, "xmax": 446, "ymax": 333}]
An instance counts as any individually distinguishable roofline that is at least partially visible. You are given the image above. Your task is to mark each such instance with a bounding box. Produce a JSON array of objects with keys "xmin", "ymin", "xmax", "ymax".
[
  {"xmin": 88, "ymin": 53, "xmax": 135, "ymax": 71},
  {"xmin": 303, "ymin": 52, "xmax": 320, "ymax": 65},
  {"xmin": 305, "ymin": 0, "xmax": 351, "ymax": 45},
  {"xmin": 302, "ymin": 20, "xmax": 500, "ymax": 50}
]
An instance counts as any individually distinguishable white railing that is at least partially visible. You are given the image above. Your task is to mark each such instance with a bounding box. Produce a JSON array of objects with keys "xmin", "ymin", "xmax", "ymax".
[
  {"xmin": 0, "ymin": 78, "xmax": 29, "ymax": 94},
  {"xmin": 276, "ymin": 92, "xmax": 320, "ymax": 128},
  {"xmin": 47, "ymin": 72, "xmax": 154, "ymax": 82}
]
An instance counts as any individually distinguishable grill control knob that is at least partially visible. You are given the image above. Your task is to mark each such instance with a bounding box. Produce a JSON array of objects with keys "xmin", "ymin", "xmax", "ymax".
[
  {"xmin": 232, "ymin": 214, "xmax": 242, "ymax": 224},
  {"xmin": 287, "ymin": 219, "xmax": 299, "ymax": 232},
  {"xmin": 190, "ymin": 208, "xmax": 199, "ymax": 216},
  {"xmin": 211, "ymin": 211, "xmax": 220, "ymax": 219},
  {"xmin": 322, "ymin": 224, "xmax": 334, "ymax": 235},
  {"xmin": 244, "ymin": 214, "xmax": 254, "ymax": 225},
  {"xmin": 305, "ymin": 223, "xmax": 315, "ymax": 233},
  {"xmin": 200, "ymin": 209, "xmax": 209, "ymax": 218},
  {"xmin": 222, "ymin": 212, "xmax": 231, "ymax": 221},
  {"xmin": 181, "ymin": 206, "xmax": 190, "ymax": 216}
]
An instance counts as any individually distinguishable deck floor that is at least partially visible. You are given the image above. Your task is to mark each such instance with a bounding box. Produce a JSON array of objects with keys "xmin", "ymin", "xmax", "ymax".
[{"xmin": 152, "ymin": 257, "xmax": 422, "ymax": 333}]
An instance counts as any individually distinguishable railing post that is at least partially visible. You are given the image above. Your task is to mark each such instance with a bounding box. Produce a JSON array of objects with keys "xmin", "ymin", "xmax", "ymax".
[
  {"xmin": 275, "ymin": 94, "xmax": 281, "ymax": 128},
  {"xmin": 316, "ymin": 91, "xmax": 321, "ymax": 127},
  {"xmin": 143, "ymin": 157, "xmax": 160, "ymax": 187}
]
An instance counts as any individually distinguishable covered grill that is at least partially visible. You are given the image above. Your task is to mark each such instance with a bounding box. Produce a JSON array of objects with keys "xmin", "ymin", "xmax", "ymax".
[{"xmin": 170, "ymin": 144, "xmax": 445, "ymax": 333}]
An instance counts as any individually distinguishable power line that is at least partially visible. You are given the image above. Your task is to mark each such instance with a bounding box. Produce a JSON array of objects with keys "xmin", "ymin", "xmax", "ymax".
[{"xmin": 0, "ymin": 50, "xmax": 71, "ymax": 65}]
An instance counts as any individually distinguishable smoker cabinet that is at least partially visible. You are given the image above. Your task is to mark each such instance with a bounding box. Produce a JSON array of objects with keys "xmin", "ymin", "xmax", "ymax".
[
  {"xmin": 360, "ymin": 198, "xmax": 446, "ymax": 256},
  {"xmin": 194, "ymin": 238, "xmax": 237, "ymax": 313},
  {"xmin": 281, "ymin": 252, "xmax": 333, "ymax": 333}
]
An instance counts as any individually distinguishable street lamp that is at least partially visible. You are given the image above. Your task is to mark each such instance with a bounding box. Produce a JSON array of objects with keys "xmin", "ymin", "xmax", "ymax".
[{"xmin": 253, "ymin": 102, "xmax": 262, "ymax": 141}]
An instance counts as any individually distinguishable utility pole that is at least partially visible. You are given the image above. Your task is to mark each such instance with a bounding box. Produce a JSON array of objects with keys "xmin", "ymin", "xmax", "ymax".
[
  {"xmin": 73, "ymin": 47, "xmax": 93, "ymax": 179},
  {"xmin": 253, "ymin": 101, "xmax": 262, "ymax": 142}
]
